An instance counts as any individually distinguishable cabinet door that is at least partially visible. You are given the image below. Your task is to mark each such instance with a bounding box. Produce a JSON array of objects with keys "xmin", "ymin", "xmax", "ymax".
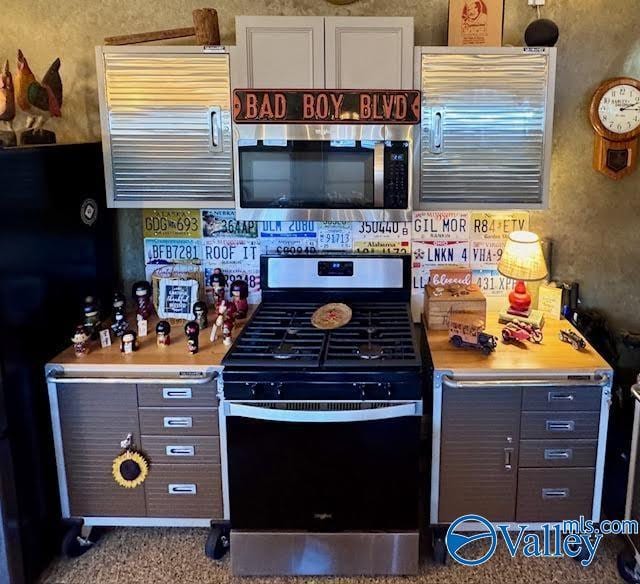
[
  {"xmin": 439, "ymin": 385, "xmax": 521, "ymax": 522},
  {"xmin": 234, "ymin": 17, "xmax": 325, "ymax": 88},
  {"xmin": 57, "ymin": 383, "xmax": 146, "ymax": 517},
  {"xmin": 97, "ymin": 48, "xmax": 233, "ymax": 208},
  {"xmin": 325, "ymin": 17, "xmax": 414, "ymax": 89},
  {"xmin": 417, "ymin": 48, "xmax": 556, "ymax": 209}
]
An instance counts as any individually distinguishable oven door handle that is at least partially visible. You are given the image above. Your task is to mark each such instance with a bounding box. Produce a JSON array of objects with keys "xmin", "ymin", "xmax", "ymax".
[{"xmin": 224, "ymin": 402, "xmax": 419, "ymax": 423}]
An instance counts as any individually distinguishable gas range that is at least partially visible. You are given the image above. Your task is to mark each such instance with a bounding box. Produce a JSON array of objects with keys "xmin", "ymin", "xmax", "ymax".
[{"xmin": 221, "ymin": 255, "xmax": 422, "ymax": 576}]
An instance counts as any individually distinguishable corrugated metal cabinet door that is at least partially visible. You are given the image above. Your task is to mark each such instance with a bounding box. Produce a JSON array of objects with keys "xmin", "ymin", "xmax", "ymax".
[
  {"xmin": 417, "ymin": 48, "xmax": 556, "ymax": 209},
  {"xmin": 97, "ymin": 48, "xmax": 233, "ymax": 208}
]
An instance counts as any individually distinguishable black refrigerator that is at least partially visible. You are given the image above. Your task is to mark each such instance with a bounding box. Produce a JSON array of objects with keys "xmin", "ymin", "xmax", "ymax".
[{"xmin": 0, "ymin": 143, "xmax": 117, "ymax": 583}]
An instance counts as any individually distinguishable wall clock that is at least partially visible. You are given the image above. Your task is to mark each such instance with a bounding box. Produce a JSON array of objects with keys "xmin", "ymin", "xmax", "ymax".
[{"xmin": 589, "ymin": 77, "xmax": 640, "ymax": 180}]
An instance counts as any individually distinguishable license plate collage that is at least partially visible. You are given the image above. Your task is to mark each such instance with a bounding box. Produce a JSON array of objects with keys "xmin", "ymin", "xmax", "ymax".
[{"xmin": 143, "ymin": 209, "xmax": 529, "ymax": 320}]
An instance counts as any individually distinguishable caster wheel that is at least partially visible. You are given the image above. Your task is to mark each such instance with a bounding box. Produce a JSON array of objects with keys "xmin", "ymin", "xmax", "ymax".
[
  {"xmin": 432, "ymin": 536, "xmax": 447, "ymax": 565},
  {"xmin": 618, "ymin": 550, "xmax": 640, "ymax": 583},
  {"xmin": 61, "ymin": 524, "xmax": 100, "ymax": 558},
  {"xmin": 566, "ymin": 541, "xmax": 591, "ymax": 564},
  {"xmin": 205, "ymin": 526, "xmax": 230, "ymax": 560}
]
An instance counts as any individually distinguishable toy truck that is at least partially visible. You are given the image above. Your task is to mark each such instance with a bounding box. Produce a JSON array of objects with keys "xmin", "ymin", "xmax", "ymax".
[{"xmin": 448, "ymin": 312, "xmax": 497, "ymax": 355}]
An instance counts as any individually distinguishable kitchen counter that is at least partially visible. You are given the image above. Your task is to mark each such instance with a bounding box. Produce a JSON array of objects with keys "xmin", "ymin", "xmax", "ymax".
[
  {"xmin": 48, "ymin": 312, "xmax": 252, "ymax": 371},
  {"xmin": 425, "ymin": 313, "xmax": 611, "ymax": 375}
]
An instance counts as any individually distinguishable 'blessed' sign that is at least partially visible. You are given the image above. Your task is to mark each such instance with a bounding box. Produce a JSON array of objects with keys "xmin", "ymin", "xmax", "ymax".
[{"xmin": 233, "ymin": 89, "xmax": 421, "ymax": 124}]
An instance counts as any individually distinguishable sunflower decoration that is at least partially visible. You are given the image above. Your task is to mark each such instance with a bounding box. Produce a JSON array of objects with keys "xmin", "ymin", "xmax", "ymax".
[{"xmin": 112, "ymin": 434, "xmax": 150, "ymax": 489}]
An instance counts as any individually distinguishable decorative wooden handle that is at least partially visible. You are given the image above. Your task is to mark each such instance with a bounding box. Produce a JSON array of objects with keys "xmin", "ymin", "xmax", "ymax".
[{"xmin": 104, "ymin": 8, "xmax": 220, "ymax": 46}]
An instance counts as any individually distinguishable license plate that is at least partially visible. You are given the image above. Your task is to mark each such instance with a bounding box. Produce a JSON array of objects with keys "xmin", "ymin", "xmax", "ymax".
[
  {"xmin": 473, "ymin": 268, "xmax": 515, "ymax": 297},
  {"xmin": 470, "ymin": 240, "xmax": 505, "ymax": 268},
  {"xmin": 470, "ymin": 212, "xmax": 529, "ymax": 241},
  {"xmin": 203, "ymin": 237, "xmax": 260, "ymax": 263},
  {"xmin": 259, "ymin": 221, "xmax": 318, "ymax": 238},
  {"xmin": 142, "ymin": 210, "xmax": 200, "ymax": 239},
  {"xmin": 317, "ymin": 222, "xmax": 352, "ymax": 251},
  {"xmin": 412, "ymin": 240, "xmax": 469, "ymax": 265},
  {"xmin": 353, "ymin": 221, "xmax": 411, "ymax": 239},
  {"xmin": 261, "ymin": 237, "xmax": 319, "ymax": 255},
  {"xmin": 412, "ymin": 211, "xmax": 469, "ymax": 241},
  {"xmin": 202, "ymin": 209, "xmax": 258, "ymax": 238},
  {"xmin": 144, "ymin": 238, "xmax": 202, "ymax": 264}
]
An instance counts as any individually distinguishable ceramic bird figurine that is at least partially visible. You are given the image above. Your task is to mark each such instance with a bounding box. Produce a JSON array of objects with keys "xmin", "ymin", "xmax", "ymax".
[
  {"xmin": 15, "ymin": 50, "xmax": 62, "ymax": 137},
  {"xmin": 0, "ymin": 60, "xmax": 15, "ymax": 130}
]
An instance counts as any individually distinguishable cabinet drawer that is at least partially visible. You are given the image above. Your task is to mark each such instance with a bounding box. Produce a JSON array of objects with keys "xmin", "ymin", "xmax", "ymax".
[
  {"xmin": 516, "ymin": 468, "xmax": 594, "ymax": 522},
  {"xmin": 519, "ymin": 440, "xmax": 597, "ymax": 468},
  {"xmin": 139, "ymin": 408, "xmax": 219, "ymax": 436},
  {"xmin": 140, "ymin": 435, "xmax": 220, "ymax": 465},
  {"xmin": 145, "ymin": 463, "xmax": 223, "ymax": 519},
  {"xmin": 138, "ymin": 383, "xmax": 218, "ymax": 408},
  {"xmin": 522, "ymin": 387, "xmax": 601, "ymax": 412},
  {"xmin": 520, "ymin": 412, "xmax": 600, "ymax": 440}
]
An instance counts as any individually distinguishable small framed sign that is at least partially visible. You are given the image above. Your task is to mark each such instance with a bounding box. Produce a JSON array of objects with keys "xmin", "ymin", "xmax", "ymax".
[{"xmin": 157, "ymin": 278, "xmax": 199, "ymax": 321}]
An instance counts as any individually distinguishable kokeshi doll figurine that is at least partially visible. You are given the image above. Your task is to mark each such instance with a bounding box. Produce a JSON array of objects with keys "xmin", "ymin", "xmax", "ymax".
[
  {"xmin": 120, "ymin": 330, "xmax": 138, "ymax": 354},
  {"xmin": 111, "ymin": 307, "xmax": 128, "ymax": 338},
  {"xmin": 111, "ymin": 291, "xmax": 126, "ymax": 320},
  {"xmin": 193, "ymin": 301, "xmax": 208, "ymax": 329},
  {"xmin": 132, "ymin": 281, "xmax": 154, "ymax": 321},
  {"xmin": 82, "ymin": 295, "xmax": 101, "ymax": 340},
  {"xmin": 230, "ymin": 280, "xmax": 249, "ymax": 319},
  {"xmin": 209, "ymin": 269, "xmax": 227, "ymax": 311},
  {"xmin": 185, "ymin": 321, "xmax": 200, "ymax": 354},
  {"xmin": 156, "ymin": 320, "xmax": 171, "ymax": 347},
  {"xmin": 71, "ymin": 325, "xmax": 90, "ymax": 357},
  {"xmin": 222, "ymin": 301, "xmax": 238, "ymax": 347}
]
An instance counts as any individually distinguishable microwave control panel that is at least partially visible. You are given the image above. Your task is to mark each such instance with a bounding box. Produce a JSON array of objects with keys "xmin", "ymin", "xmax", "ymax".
[{"xmin": 384, "ymin": 142, "xmax": 410, "ymax": 209}]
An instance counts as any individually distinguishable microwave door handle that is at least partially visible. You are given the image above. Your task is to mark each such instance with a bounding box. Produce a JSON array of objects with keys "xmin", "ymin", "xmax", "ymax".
[
  {"xmin": 373, "ymin": 142, "xmax": 384, "ymax": 208},
  {"xmin": 224, "ymin": 402, "xmax": 418, "ymax": 422}
]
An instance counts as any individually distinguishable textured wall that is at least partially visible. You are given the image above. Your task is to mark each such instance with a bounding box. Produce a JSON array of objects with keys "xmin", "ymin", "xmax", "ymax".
[{"xmin": 1, "ymin": 0, "xmax": 639, "ymax": 329}]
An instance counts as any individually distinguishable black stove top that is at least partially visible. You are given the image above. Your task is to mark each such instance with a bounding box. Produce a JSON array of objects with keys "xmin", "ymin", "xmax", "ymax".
[{"xmin": 223, "ymin": 302, "xmax": 420, "ymax": 370}]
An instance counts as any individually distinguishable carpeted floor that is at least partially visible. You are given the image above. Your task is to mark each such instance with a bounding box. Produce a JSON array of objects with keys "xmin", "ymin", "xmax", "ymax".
[{"xmin": 40, "ymin": 527, "xmax": 627, "ymax": 584}]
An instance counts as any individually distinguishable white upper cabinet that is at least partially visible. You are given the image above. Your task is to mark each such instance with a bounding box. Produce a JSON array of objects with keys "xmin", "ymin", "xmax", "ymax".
[
  {"xmin": 234, "ymin": 16, "xmax": 325, "ymax": 88},
  {"xmin": 324, "ymin": 17, "xmax": 414, "ymax": 89}
]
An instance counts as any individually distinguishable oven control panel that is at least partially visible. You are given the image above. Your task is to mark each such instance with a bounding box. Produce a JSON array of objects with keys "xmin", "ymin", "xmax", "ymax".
[{"xmin": 383, "ymin": 141, "xmax": 409, "ymax": 209}]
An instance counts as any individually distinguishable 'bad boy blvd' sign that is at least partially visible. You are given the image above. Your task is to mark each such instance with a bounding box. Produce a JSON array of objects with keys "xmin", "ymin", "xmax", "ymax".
[{"xmin": 233, "ymin": 89, "xmax": 421, "ymax": 124}]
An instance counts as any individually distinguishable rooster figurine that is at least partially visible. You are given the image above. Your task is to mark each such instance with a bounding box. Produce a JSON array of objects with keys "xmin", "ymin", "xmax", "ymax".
[
  {"xmin": 15, "ymin": 50, "xmax": 62, "ymax": 144},
  {"xmin": 0, "ymin": 60, "xmax": 16, "ymax": 146}
]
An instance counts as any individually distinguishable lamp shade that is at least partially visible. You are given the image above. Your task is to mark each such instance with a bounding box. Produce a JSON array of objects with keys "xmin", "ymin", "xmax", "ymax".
[{"xmin": 497, "ymin": 231, "xmax": 548, "ymax": 282}]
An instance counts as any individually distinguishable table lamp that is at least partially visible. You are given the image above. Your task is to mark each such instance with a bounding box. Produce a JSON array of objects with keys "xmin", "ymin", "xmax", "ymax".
[{"xmin": 497, "ymin": 231, "xmax": 548, "ymax": 321}]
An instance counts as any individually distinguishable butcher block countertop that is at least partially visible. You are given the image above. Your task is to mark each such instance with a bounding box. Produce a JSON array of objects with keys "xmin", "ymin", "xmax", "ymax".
[
  {"xmin": 425, "ymin": 313, "xmax": 612, "ymax": 375},
  {"xmin": 48, "ymin": 312, "xmax": 252, "ymax": 371}
]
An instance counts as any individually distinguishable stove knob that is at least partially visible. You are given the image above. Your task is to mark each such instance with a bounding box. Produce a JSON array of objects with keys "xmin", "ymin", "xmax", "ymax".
[
  {"xmin": 274, "ymin": 382, "xmax": 284, "ymax": 398},
  {"xmin": 384, "ymin": 382, "xmax": 393, "ymax": 398},
  {"xmin": 246, "ymin": 382, "xmax": 260, "ymax": 397},
  {"xmin": 353, "ymin": 383, "xmax": 367, "ymax": 400}
]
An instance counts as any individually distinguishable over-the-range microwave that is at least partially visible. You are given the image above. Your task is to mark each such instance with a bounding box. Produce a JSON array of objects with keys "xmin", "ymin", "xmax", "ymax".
[{"xmin": 232, "ymin": 123, "xmax": 415, "ymax": 221}]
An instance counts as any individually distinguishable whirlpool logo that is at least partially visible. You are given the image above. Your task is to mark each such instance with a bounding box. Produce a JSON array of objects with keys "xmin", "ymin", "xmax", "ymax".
[{"xmin": 445, "ymin": 514, "xmax": 497, "ymax": 566}]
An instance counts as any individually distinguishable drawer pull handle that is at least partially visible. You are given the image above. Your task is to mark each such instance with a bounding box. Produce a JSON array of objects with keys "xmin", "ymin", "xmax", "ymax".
[
  {"xmin": 504, "ymin": 447, "xmax": 514, "ymax": 471},
  {"xmin": 166, "ymin": 445, "xmax": 195, "ymax": 456},
  {"xmin": 163, "ymin": 417, "xmax": 193, "ymax": 428},
  {"xmin": 544, "ymin": 448, "xmax": 573, "ymax": 460},
  {"xmin": 546, "ymin": 420, "xmax": 575, "ymax": 432},
  {"xmin": 542, "ymin": 488, "xmax": 569, "ymax": 500},
  {"xmin": 168, "ymin": 484, "xmax": 197, "ymax": 495},
  {"xmin": 162, "ymin": 388, "xmax": 192, "ymax": 399},
  {"xmin": 548, "ymin": 392, "xmax": 575, "ymax": 402}
]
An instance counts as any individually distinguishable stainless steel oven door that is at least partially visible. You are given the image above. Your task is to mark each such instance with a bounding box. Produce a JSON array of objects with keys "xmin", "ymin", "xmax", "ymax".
[
  {"xmin": 233, "ymin": 124, "xmax": 414, "ymax": 221},
  {"xmin": 223, "ymin": 400, "xmax": 422, "ymax": 532}
]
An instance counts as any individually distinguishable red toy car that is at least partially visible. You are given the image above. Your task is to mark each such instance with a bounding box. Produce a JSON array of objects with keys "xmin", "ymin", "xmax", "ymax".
[{"xmin": 501, "ymin": 320, "xmax": 543, "ymax": 344}]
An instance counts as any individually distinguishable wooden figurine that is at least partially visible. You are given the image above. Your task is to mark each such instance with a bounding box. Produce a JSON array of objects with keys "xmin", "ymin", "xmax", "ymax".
[
  {"xmin": 15, "ymin": 50, "xmax": 62, "ymax": 145},
  {"xmin": 210, "ymin": 299, "xmax": 237, "ymax": 347},
  {"xmin": 71, "ymin": 325, "xmax": 90, "ymax": 357},
  {"xmin": 193, "ymin": 301, "xmax": 208, "ymax": 329},
  {"xmin": 120, "ymin": 330, "xmax": 137, "ymax": 354},
  {"xmin": 230, "ymin": 280, "xmax": 249, "ymax": 319},
  {"xmin": 132, "ymin": 281, "xmax": 154, "ymax": 321},
  {"xmin": 0, "ymin": 60, "xmax": 16, "ymax": 147},
  {"xmin": 156, "ymin": 320, "xmax": 171, "ymax": 347},
  {"xmin": 82, "ymin": 295, "xmax": 101, "ymax": 340},
  {"xmin": 111, "ymin": 291, "xmax": 126, "ymax": 319},
  {"xmin": 210, "ymin": 269, "xmax": 227, "ymax": 311},
  {"xmin": 111, "ymin": 308, "xmax": 128, "ymax": 338},
  {"xmin": 184, "ymin": 321, "xmax": 200, "ymax": 354}
]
